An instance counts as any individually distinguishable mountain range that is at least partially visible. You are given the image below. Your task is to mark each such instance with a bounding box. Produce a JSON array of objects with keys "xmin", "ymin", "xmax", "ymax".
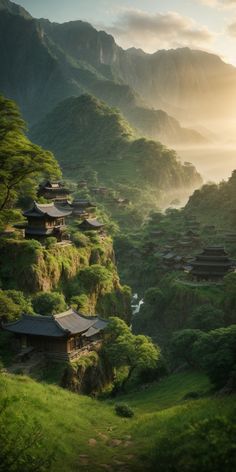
[
  {"xmin": 1, "ymin": 0, "xmax": 236, "ymax": 145},
  {"xmin": 0, "ymin": 0, "xmax": 224, "ymax": 144}
]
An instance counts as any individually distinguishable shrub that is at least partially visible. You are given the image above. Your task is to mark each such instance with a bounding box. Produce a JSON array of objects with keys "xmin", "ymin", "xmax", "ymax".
[
  {"xmin": 0, "ymin": 290, "xmax": 33, "ymax": 322},
  {"xmin": 32, "ymin": 292, "xmax": 67, "ymax": 315},
  {"xmin": 192, "ymin": 325, "xmax": 236, "ymax": 388},
  {"xmin": 44, "ymin": 237, "xmax": 57, "ymax": 249},
  {"xmin": 70, "ymin": 294, "xmax": 90, "ymax": 312},
  {"xmin": 149, "ymin": 416, "xmax": 236, "ymax": 472},
  {"xmin": 72, "ymin": 232, "xmax": 89, "ymax": 248},
  {"xmin": 183, "ymin": 391, "xmax": 201, "ymax": 400},
  {"xmin": 189, "ymin": 304, "xmax": 225, "ymax": 331},
  {"xmin": 115, "ymin": 403, "xmax": 134, "ymax": 418}
]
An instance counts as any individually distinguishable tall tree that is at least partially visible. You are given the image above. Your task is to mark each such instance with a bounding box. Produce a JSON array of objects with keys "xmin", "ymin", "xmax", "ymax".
[
  {"xmin": 103, "ymin": 317, "xmax": 160, "ymax": 390},
  {"xmin": 0, "ymin": 95, "xmax": 61, "ymax": 212}
]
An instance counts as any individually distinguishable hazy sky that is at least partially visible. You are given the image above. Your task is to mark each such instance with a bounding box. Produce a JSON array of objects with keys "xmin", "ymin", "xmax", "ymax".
[{"xmin": 14, "ymin": 0, "xmax": 236, "ymax": 65}]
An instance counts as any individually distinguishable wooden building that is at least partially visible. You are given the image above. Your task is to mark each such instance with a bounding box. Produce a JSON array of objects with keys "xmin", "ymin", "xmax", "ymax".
[
  {"xmin": 23, "ymin": 201, "xmax": 71, "ymax": 241},
  {"xmin": 5, "ymin": 309, "xmax": 108, "ymax": 361},
  {"xmin": 190, "ymin": 247, "xmax": 233, "ymax": 281},
  {"xmin": 71, "ymin": 200, "xmax": 96, "ymax": 219},
  {"xmin": 38, "ymin": 180, "xmax": 71, "ymax": 202},
  {"xmin": 79, "ymin": 218, "xmax": 105, "ymax": 232}
]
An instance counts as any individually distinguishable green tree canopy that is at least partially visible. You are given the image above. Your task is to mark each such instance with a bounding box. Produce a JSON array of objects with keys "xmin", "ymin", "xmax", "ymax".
[
  {"xmin": 192, "ymin": 325, "xmax": 236, "ymax": 388},
  {"xmin": 32, "ymin": 292, "xmax": 67, "ymax": 316},
  {"xmin": 0, "ymin": 95, "xmax": 61, "ymax": 214},
  {"xmin": 189, "ymin": 304, "xmax": 225, "ymax": 331},
  {"xmin": 0, "ymin": 290, "xmax": 33, "ymax": 323},
  {"xmin": 171, "ymin": 329, "xmax": 202, "ymax": 368},
  {"xmin": 103, "ymin": 317, "xmax": 160, "ymax": 390}
]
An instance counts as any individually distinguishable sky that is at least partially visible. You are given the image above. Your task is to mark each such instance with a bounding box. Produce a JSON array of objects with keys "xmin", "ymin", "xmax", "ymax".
[{"xmin": 14, "ymin": 0, "xmax": 236, "ymax": 65}]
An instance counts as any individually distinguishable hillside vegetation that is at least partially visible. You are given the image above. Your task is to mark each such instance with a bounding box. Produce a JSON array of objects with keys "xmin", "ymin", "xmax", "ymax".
[
  {"xmin": 1, "ymin": 370, "xmax": 235, "ymax": 472},
  {"xmin": 31, "ymin": 94, "xmax": 202, "ymax": 208},
  {"xmin": 185, "ymin": 170, "xmax": 236, "ymax": 229}
]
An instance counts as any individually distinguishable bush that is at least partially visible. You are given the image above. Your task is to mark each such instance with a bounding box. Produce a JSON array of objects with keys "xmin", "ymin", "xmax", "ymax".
[
  {"xmin": 189, "ymin": 304, "xmax": 224, "ymax": 331},
  {"xmin": 70, "ymin": 294, "xmax": 90, "ymax": 312},
  {"xmin": 115, "ymin": 403, "xmax": 134, "ymax": 418},
  {"xmin": 44, "ymin": 237, "xmax": 57, "ymax": 249},
  {"xmin": 183, "ymin": 391, "xmax": 201, "ymax": 400},
  {"xmin": 149, "ymin": 416, "xmax": 236, "ymax": 472},
  {"xmin": 72, "ymin": 232, "xmax": 89, "ymax": 248},
  {"xmin": 32, "ymin": 292, "xmax": 67, "ymax": 316},
  {"xmin": 192, "ymin": 325, "xmax": 236, "ymax": 388},
  {"xmin": 0, "ymin": 290, "xmax": 33, "ymax": 322}
]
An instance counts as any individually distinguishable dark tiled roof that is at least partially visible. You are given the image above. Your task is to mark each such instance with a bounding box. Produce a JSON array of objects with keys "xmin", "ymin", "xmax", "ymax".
[
  {"xmin": 5, "ymin": 314, "xmax": 66, "ymax": 337},
  {"xmin": 83, "ymin": 318, "xmax": 108, "ymax": 338},
  {"xmin": 54, "ymin": 309, "xmax": 95, "ymax": 334},
  {"xmin": 23, "ymin": 201, "xmax": 71, "ymax": 218},
  {"xmin": 79, "ymin": 219, "xmax": 104, "ymax": 228},
  {"xmin": 5, "ymin": 310, "xmax": 108, "ymax": 338}
]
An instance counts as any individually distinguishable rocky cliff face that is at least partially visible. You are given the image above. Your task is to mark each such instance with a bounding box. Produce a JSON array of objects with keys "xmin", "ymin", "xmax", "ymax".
[
  {"xmin": 0, "ymin": 1, "xmax": 208, "ymax": 144},
  {"xmin": 38, "ymin": 17, "xmax": 236, "ymax": 122},
  {"xmin": 113, "ymin": 47, "xmax": 236, "ymax": 121},
  {"xmin": 0, "ymin": 10, "xmax": 85, "ymax": 122},
  {"xmin": 0, "ymin": 236, "xmax": 131, "ymax": 320}
]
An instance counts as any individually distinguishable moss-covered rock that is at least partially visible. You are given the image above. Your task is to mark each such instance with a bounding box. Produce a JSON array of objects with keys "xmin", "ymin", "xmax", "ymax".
[{"xmin": 0, "ymin": 235, "xmax": 131, "ymax": 321}]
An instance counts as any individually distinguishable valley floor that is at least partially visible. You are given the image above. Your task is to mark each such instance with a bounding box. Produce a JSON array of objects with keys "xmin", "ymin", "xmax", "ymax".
[{"xmin": 1, "ymin": 370, "xmax": 234, "ymax": 472}]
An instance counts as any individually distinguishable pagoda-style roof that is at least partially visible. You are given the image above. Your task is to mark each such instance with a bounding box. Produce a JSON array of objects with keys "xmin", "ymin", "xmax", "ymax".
[
  {"xmin": 190, "ymin": 247, "xmax": 233, "ymax": 279},
  {"xmin": 23, "ymin": 202, "xmax": 72, "ymax": 219},
  {"xmin": 5, "ymin": 309, "xmax": 108, "ymax": 338},
  {"xmin": 72, "ymin": 200, "xmax": 96, "ymax": 209},
  {"xmin": 83, "ymin": 318, "xmax": 108, "ymax": 338},
  {"xmin": 79, "ymin": 219, "xmax": 105, "ymax": 230},
  {"xmin": 40, "ymin": 180, "xmax": 71, "ymax": 190}
]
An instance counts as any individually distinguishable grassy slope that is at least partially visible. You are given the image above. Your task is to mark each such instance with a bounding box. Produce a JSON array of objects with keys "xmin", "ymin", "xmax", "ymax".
[{"xmin": 1, "ymin": 371, "xmax": 234, "ymax": 471}]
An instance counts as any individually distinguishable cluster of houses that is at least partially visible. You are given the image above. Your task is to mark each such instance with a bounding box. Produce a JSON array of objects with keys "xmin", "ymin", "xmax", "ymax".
[
  {"xmin": 3, "ymin": 181, "xmax": 112, "ymax": 360},
  {"xmin": 145, "ymin": 215, "xmax": 235, "ymax": 282},
  {"xmin": 15, "ymin": 180, "xmax": 106, "ymax": 243},
  {"xmin": 14, "ymin": 179, "xmax": 131, "ymax": 244}
]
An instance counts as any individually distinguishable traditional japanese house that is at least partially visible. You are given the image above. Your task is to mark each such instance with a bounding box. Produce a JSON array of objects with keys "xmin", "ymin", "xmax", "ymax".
[
  {"xmin": 71, "ymin": 200, "xmax": 96, "ymax": 219},
  {"xmin": 78, "ymin": 218, "xmax": 105, "ymax": 232},
  {"xmin": 162, "ymin": 252, "xmax": 176, "ymax": 265},
  {"xmin": 38, "ymin": 180, "xmax": 71, "ymax": 203},
  {"xmin": 23, "ymin": 201, "xmax": 71, "ymax": 242},
  {"xmin": 5, "ymin": 309, "xmax": 108, "ymax": 360},
  {"xmin": 190, "ymin": 247, "xmax": 233, "ymax": 281}
]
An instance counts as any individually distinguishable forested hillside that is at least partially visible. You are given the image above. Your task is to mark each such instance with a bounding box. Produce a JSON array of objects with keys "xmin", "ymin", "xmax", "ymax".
[
  {"xmin": 185, "ymin": 170, "xmax": 236, "ymax": 228},
  {"xmin": 31, "ymin": 94, "xmax": 202, "ymax": 211}
]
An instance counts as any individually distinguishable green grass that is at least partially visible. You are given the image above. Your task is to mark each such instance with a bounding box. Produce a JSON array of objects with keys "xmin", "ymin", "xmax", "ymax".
[{"xmin": 1, "ymin": 370, "xmax": 235, "ymax": 471}]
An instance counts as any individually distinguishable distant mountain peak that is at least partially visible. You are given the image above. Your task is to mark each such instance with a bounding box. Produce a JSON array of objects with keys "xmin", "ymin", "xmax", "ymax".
[{"xmin": 0, "ymin": 0, "xmax": 32, "ymax": 19}]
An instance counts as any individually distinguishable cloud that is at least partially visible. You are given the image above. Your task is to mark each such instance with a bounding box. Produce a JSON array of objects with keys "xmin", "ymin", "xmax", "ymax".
[
  {"xmin": 199, "ymin": 0, "xmax": 236, "ymax": 8},
  {"xmin": 104, "ymin": 10, "xmax": 214, "ymax": 52},
  {"xmin": 227, "ymin": 20, "xmax": 236, "ymax": 36}
]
